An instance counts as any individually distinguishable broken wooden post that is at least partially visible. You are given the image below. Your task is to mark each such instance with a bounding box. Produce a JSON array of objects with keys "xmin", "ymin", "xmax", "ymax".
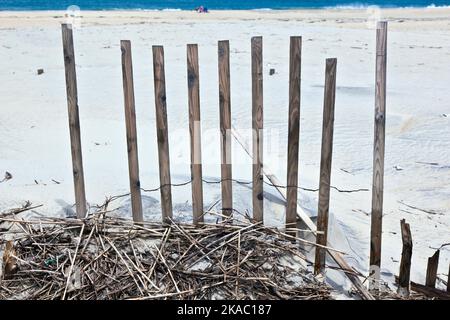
[
  {"xmin": 286, "ymin": 36, "xmax": 302, "ymax": 234},
  {"xmin": 218, "ymin": 40, "xmax": 232, "ymax": 218},
  {"xmin": 251, "ymin": 36, "xmax": 263, "ymax": 223},
  {"xmin": 61, "ymin": 24, "xmax": 87, "ymax": 219},
  {"xmin": 152, "ymin": 45, "xmax": 173, "ymax": 222},
  {"xmin": 187, "ymin": 44, "xmax": 204, "ymax": 225},
  {"xmin": 369, "ymin": 21, "xmax": 388, "ymax": 290},
  {"xmin": 120, "ymin": 40, "xmax": 143, "ymax": 223},
  {"xmin": 397, "ymin": 219, "xmax": 413, "ymax": 296},
  {"xmin": 425, "ymin": 249, "xmax": 440, "ymax": 288},
  {"xmin": 314, "ymin": 58, "xmax": 337, "ymax": 275}
]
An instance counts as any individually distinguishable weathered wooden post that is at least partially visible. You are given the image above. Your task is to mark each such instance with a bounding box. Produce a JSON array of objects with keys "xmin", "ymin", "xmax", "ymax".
[
  {"xmin": 397, "ymin": 219, "xmax": 412, "ymax": 297},
  {"xmin": 369, "ymin": 21, "xmax": 388, "ymax": 290},
  {"xmin": 120, "ymin": 40, "xmax": 143, "ymax": 223},
  {"xmin": 425, "ymin": 250, "xmax": 440, "ymax": 288},
  {"xmin": 187, "ymin": 44, "xmax": 204, "ymax": 225},
  {"xmin": 447, "ymin": 264, "xmax": 450, "ymax": 292},
  {"xmin": 314, "ymin": 58, "xmax": 337, "ymax": 275},
  {"xmin": 251, "ymin": 36, "xmax": 264, "ymax": 223},
  {"xmin": 61, "ymin": 24, "xmax": 87, "ymax": 219},
  {"xmin": 152, "ymin": 45, "xmax": 173, "ymax": 222},
  {"xmin": 286, "ymin": 36, "xmax": 302, "ymax": 233},
  {"xmin": 218, "ymin": 40, "xmax": 233, "ymax": 218}
]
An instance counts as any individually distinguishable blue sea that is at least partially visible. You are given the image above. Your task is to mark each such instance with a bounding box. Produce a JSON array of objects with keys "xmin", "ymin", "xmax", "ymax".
[{"xmin": 0, "ymin": 0, "xmax": 449, "ymax": 10}]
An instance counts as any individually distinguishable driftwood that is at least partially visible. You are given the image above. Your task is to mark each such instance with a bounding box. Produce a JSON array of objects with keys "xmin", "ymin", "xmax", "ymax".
[{"xmin": 0, "ymin": 203, "xmax": 43, "ymax": 218}]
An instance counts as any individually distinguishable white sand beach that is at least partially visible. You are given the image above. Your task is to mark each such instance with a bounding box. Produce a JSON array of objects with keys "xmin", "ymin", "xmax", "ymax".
[{"xmin": 1, "ymin": 8, "xmax": 449, "ymax": 295}]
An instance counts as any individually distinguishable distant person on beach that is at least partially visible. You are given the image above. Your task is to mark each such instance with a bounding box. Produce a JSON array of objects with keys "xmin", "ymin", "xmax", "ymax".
[{"xmin": 195, "ymin": 5, "xmax": 209, "ymax": 13}]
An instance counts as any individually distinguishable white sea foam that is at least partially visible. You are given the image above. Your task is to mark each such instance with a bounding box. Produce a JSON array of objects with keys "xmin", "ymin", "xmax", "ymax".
[
  {"xmin": 109, "ymin": 8, "xmax": 183, "ymax": 12},
  {"xmin": 325, "ymin": 3, "xmax": 375, "ymax": 9},
  {"xmin": 426, "ymin": 3, "xmax": 450, "ymax": 8},
  {"xmin": 325, "ymin": 2, "xmax": 450, "ymax": 10},
  {"xmin": 161, "ymin": 8, "xmax": 182, "ymax": 12}
]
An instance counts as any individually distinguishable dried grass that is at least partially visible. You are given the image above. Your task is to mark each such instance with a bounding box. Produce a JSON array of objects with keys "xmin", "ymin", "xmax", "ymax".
[{"xmin": 0, "ymin": 211, "xmax": 331, "ymax": 300}]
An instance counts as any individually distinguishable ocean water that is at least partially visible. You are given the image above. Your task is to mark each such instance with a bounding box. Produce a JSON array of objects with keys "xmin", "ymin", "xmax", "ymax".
[{"xmin": 0, "ymin": 0, "xmax": 449, "ymax": 11}]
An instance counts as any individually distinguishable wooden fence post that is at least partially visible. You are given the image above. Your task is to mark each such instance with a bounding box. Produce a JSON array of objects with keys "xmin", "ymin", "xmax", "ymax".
[
  {"xmin": 447, "ymin": 264, "xmax": 450, "ymax": 292},
  {"xmin": 152, "ymin": 45, "xmax": 173, "ymax": 222},
  {"xmin": 120, "ymin": 40, "xmax": 143, "ymax": 223},
  {"xmin": 218, "ymin": 40, "xmax": 232, "ymax": 218},
  {"xmin": 187, "ymin": 44, "xmax": 204, "ymax": 225},
  {"xmin": 61, "ymin": 24, "xmax": 87, "ymax": 219},
  {"xmin": 369, "ymin": 21, "xmax": 388, "ymax": 289},
  {"xmin": 425, "ymin": 250, "xmax": 440, "ymax": 288},
  {"xmin": 398, "ymin": 219, "xmax": 412, "ymax": 297},
  {"xmin": 314, "ymin": 58, "xmax": 337, "ymax": 274},
  {"xmin": 286, "ymin": 36, "xmax": 302, "ymax": 233},
  {"xmin": 251, "ymin": 36, "xmax": 263, "ymax": 223}
]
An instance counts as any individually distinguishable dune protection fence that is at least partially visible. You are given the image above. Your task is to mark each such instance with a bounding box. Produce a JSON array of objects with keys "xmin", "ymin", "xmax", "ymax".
[{"xmin": 61, "ymin": 22, "xmax": 392, "ymax": 300}]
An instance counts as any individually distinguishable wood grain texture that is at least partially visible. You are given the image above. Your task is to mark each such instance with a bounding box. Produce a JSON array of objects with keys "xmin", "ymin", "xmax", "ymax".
[
  {"xmin": 187, "ymin": 44, "xmax": 204, "ymax": 225},
  {"xmin": 152, "ymin": 45, "xmax": 173, "ymax": 222},
  {"xmin": 120, "ymin": 40, "xmax": 143, "ymax": 223},
  {"xmin": 425, "ymin": 250, "xmax": 440, "ymax": 288},
  {"xmin": 397, "ymin": 219, "xmax": 412, "ymax": 296},
  {"xmin": 251, "ymin": 36, "xmax": 263, "ymax": 223},
  {"xmin": 218, "ymin": 40, "xmax": 232, "ymax": 217},
  {"xmin": 370, "ymin": 21, "xmax": 388, "ymax": 287},
  {"xmin": 314, "ymin": 58, "xmax": 337, "ymax": 275},
  {"xmin": 286, "ymin": 36, "xmax": 302, "ymax": 232},
  {"xmin": 447, "ymin": 264, "xmax": 450, "ymax": 292},
  {"xmin": 61, "ymin": 24, "xmax": 87, "ymax": 219}
]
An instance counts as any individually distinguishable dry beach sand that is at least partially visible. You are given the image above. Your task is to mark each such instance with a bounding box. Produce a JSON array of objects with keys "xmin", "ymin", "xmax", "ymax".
[{"xmin": 0, "ymin": 8, "xmax": 449, "ymax": 296}]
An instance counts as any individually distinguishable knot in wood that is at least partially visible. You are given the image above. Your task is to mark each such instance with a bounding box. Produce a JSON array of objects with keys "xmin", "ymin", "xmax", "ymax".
[
  {"xmin": 187, "ymin": 73, "xmax": 196, "ymax": 86},
  {"xmin": 375, "ymin": 111, "xmax": 384, "ymax": 121},
  {"xmin": 218, "ymin": 46, "xmax": 225, "ymax": 57},
  {"xmin": 64, "ymin": 54, "xmax": 72, "ymax": 64}
]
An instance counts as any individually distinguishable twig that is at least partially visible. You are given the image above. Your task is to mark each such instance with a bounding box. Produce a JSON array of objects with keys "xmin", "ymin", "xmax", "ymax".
[{"xmin": 62, "ymin": 223, "xmax": 85, "ymax": 300}]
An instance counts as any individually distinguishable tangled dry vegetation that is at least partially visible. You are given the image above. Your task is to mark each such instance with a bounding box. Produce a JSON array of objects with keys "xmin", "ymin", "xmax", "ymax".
[{"xmin": 0, "ymin": 207, "xmax": 332, "ymax": 300}]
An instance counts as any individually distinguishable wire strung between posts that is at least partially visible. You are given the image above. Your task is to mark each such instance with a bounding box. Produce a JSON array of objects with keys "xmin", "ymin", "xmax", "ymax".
[
  {"xmin": 138, "ymin": 178, "xmax": 369, "ymax": 194},
  {"xmin": 96, "ymin": 177, "xmax": 369, "ymax": 209},
  {"xmin": 140, "ymin": 180, "xmax": 194, "ymax": 192}
]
